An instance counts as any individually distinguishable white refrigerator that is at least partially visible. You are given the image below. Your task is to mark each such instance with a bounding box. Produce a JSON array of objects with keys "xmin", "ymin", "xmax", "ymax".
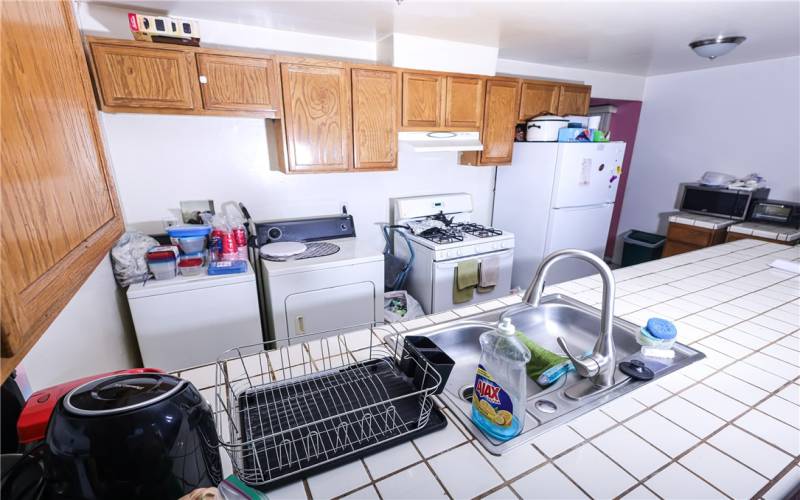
[{"xmin": 493, "ymin": 142, "xmax": 626, "ymax": 288}]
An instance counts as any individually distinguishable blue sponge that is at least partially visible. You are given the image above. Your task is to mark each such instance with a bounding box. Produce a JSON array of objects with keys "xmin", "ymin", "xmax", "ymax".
[{"xmin": 645, "ymin": 318, "xmax": 677, "ymax": 340}]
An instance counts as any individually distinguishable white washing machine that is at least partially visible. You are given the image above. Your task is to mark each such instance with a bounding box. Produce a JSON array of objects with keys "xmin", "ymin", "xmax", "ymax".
[
  {"xmin": 127, "ymin": 262, "xmax": 262, "ymax": 371},
  {"xmin": 254, "ymin": 215, "xmax": 384, "ymax": 343}
]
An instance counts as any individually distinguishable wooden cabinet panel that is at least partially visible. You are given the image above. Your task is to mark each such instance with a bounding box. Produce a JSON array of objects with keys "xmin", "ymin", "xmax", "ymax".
[
  {"xmin": 662, "ymin": 240, "xmax": 700, "ymax": 257},
  {"xmin": 2, "ymin": 0, "xmax": 123, "ymax": 379},
  {"xmin": 90, "ymin": 42, "xmax": 198, "ymax": 109},
  {"xmin": 518, "ymin": 80, "xmax": 560, "ymax": 121},
  {"xmin": 666, "ymin": 223, "xmax": 714, "ymax": 247},
  {"xmin": 445, "ymin": 76, "xmax": 484, "ymax": 128},
  {"xmin": 196, "ymin": 53, "xmax": 279, "ymax": 113},
  {"xmin": 402, "ymin": 72, "xmax": 443, "ymax": 128},
  {"xmin": 461, "ymin": 78, "xmax": 520, "ymax": 166},
  {"xmin": 557, "ymin": 84, "xmax": 591, "ymax": 116},
  {"xmin": 352, "ymin": 68, "xmax": 399, "ymax": 170},
  {"xmin": 279, "ymin": 63, "xmax": 352, "ymax": 172}
]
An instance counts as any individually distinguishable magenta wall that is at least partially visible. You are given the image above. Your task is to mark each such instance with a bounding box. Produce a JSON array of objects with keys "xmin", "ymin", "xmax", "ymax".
[{"xmin": 590, "ymin": 98, "xmax": 643, "ymax": 259}]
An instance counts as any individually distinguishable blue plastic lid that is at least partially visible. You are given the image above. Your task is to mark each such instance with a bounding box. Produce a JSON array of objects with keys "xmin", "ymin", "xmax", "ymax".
[
  {"xmin": 645, "ymin": 318, "xmax": 677, "ymax": 340},
  {"xmin": 166, "ymin": 224, "xmax": 211, "ymax": 238}
]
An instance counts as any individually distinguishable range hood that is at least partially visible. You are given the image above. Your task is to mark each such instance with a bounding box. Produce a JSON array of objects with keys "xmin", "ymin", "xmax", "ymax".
[{"xmin": 398, "ymin": 131, "xmax": 483, "ymax": 152}]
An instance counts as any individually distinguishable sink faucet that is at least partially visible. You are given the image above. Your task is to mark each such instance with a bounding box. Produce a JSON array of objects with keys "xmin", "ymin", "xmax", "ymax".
[{"xmin": 523, "ymin": 249, "xmax": 617, "ymax": 390}]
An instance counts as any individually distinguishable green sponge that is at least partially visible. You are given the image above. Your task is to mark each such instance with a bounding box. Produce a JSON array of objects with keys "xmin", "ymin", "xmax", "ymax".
[{"xmin": 515, "ymin": 332, "xmax": 568, "ymax": 380}]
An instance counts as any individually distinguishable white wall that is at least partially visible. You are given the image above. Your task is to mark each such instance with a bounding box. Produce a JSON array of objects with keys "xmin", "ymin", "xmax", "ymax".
[
  {"xmin": 18, "ymin": 259, "xmax": 140, "ymax": 393},
  {"xmin": 379, "ymin": 33, "xmax": 499, "ymax": 76},
  {"xmin": 101, "ymin": 113, "xmax": 495, "ymax": 248},
  {"xmin": 615, "ymin": 56, "xmax": 800, "ymax": 260},
  {"xmin": 496, "ymin": 58, "xmax": 646, "ymax": 101}
]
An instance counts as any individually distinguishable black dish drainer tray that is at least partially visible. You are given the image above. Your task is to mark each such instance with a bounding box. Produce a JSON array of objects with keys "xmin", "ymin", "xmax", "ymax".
[{"xmin": 236, "ymin": 357, "xmax": 446, "ymax": 490}]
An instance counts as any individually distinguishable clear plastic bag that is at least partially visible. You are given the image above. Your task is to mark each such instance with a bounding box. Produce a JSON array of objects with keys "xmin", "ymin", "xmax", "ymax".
[
  {"xmin": 110, "ymin": 231, "xmax": 159, "ymax": 287},
  {"xmin": 383, "ymin": 290, "xmax": 424, "ymax": 323}
]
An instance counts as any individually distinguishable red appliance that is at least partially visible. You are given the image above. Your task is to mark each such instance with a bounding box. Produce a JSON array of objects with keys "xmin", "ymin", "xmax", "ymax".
[{"xmin": 17, "ymin": 368, "xmax": 163, "ymax": 445}]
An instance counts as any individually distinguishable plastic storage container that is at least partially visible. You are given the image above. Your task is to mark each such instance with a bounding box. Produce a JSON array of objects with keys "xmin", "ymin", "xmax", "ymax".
[
  {"xmin": 147, "ymin": 246, "xmax": 179, "ymax": 280},
  {"xmin": 173, "ymin": 236, "xmax": 207, "ymax": 254},
  {"xmin": 621, "ymin": 230, "xmax": 666, "ymax": 267},
  {"xmin": 178, "ymin": 253, "xmax": 206, "ymax": 276},
  {"xmin": 471, "ymin": 318, "xmax": 530, "ymax": 441},
  {"xmin": 148, "ymin": 259, "xmax": 177, "ymax": 280}
]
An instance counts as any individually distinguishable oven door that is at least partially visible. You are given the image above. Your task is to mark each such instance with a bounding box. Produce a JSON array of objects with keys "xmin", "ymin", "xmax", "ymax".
[{"xmin": 430, "ymin": 248, "xmax": 514, "ymax": 313}]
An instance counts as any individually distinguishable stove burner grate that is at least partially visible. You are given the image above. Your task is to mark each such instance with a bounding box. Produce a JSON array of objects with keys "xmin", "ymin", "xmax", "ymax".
[
  {"xmin": 418, "ymin": 227, "xmax": 464, "ymax": 244},
  {"xmin": 451, "ymin": 223, "xmax": 503, "ymax": 238}
]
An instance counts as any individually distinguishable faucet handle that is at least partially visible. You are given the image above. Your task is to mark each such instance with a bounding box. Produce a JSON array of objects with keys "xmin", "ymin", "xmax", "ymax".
[{"xmin": 557, "ymin": 337, "xmax": 600, "ymax": 378}]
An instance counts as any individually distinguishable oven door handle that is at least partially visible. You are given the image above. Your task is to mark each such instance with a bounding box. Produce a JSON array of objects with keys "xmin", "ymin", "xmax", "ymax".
[{"xmin": 435, "ymin": 248, "xmax": 513, "ymax": 268}]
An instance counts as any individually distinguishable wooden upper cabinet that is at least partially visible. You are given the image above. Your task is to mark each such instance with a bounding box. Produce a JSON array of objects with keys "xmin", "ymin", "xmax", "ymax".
[
  {"xmin": 462, "ymin": 78, "xmax": 520, "ymax": 166},
  {"xmin": 90, "ymin": 42, "xmax": 199, "ymax": 110},
  {"xmin": 518, "ymin": 80, "xmax": 560, "ymax": 121},
  {"xmin": 351, "ymin": 68, "xmax": 399, "ymax": 170},
  {"xmin": 558, "ymin": 84, "xmax": 592, "ymax": 115},
  {"xmin": 196, "ymin": 53, "xmax": 280, "ymax": 115},
  {"xmin": 279, "ymin": 62, "xmax": 352, "ymax": 172},
  {"xmin": 402, "ymin": 72, "xmax": 444, "ymax": 128},
  {"xmin": 2, "ymin": 0, "xmax": 123, "ymax": 379},
  {"xmin": 445, "ymin": 76, "xmax": 484, "ymax": 128}
]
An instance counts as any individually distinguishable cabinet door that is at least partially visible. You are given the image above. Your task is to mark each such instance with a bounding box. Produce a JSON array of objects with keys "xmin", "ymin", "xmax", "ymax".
[
  {"xmin": 352, "ymin": 68, "xmax": 399, "ymax": 170},
  {"xmin": 445, "ymin": 76, "xmax": 484, "ymax": 129},
  {"xmin": 196, "ymin": 53, "xmax": 280, "ymax": 114},
  {"xmin": 90, "ymin": 42, "xmax": 199, "ymax": 110},
  {"xmin": 402, "ymin": 72, "xmax": 444, "ymax": 128},
  {"xmin": 518, "ymin": 80, "xmax": 560, "ymax": 121},
  {"xmin": 280, "ymin": 63, "xmax": 352, "ymax": 172},
  {"xmin": 477, "ymin": 78, "xmax": 520, "ymax": 165},
  {"xmin": 558, "ymin": 84, "xmax": 591, "ymax": 115},
  {"xmin": 2, "ymin": 0, "xmax": 123, "ymax": 379}
]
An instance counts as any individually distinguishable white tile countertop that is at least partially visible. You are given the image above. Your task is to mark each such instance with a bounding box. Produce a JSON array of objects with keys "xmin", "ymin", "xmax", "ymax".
[{"xmin": 176, "ymin": 239, "xmax": 800, "ymax": 499}]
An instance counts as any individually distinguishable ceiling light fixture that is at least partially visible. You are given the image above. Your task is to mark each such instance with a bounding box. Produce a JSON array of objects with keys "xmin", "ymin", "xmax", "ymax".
[{"xmin": 689, "ymin": 36, "xmax": 746, "ymax": 60}]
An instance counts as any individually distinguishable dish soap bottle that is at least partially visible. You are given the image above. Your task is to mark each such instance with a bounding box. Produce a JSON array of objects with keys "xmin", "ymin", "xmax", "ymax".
[{"xmin": 472, "ymin": 318, "xmax": 531, "ymax": 441}]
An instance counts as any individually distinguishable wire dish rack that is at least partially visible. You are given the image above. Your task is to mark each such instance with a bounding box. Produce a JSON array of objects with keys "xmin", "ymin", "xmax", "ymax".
[{"xmin": 213, "ymin": 325, "xmax": 444, "ymax": 489}]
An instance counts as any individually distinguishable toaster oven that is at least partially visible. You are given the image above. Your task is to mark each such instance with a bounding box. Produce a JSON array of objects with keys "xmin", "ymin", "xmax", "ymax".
[
  {"xmin": 679, "ymin": 183, "xmax": 770, "ymax": 220},
  {"xmin": 749, "ymin": 200, "xmax": 800, "ymax": 228}
]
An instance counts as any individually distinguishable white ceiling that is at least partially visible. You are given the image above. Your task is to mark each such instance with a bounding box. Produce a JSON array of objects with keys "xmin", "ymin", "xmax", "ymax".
[{"xmin": 94, "ymin": 0, "xmax": 800, "ymax": 75}]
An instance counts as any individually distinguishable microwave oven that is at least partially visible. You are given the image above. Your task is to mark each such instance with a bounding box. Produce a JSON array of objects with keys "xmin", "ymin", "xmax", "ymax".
[
  {"xmin": 679, "ymin": 184, "xmax": 770, "ymax": 220},
  {"xmin": 749, "ymin": 200, "xmax": 800, "ymax": 228}
]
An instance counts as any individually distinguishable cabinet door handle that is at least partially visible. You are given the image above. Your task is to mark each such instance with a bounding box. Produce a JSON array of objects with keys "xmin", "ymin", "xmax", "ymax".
[
  {"xmin": 296, "ymin": 316, "xmax": 305, "ymax": 333},
  {"xmin": 199, "ymin": 75, "xmax": 208, "ymax": 84}
]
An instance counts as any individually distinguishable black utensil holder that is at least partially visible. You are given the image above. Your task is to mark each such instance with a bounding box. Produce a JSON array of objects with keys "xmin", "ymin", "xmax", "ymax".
[{"xmin": 399, "ymin": 336, "xmax": 454, "ymax": 395}]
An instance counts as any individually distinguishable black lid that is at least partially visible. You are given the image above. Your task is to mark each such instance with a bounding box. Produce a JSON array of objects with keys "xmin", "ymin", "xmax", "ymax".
[{"xmin": 64, "ymin": 373, "xmax": 186, "ymax": 416}]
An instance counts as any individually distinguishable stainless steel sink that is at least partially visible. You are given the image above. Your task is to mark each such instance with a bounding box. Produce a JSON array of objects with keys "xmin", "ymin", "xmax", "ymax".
[{"xmin": 393, "ymin": 295, "xmax": 704, "ymax": 455}]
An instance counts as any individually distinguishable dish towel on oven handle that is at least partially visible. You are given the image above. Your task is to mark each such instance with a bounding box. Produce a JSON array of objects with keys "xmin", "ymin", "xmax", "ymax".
[
  {"xmin": 454, "ymin": 259, "xmax": 479, "ymax": 303},
  {"xmin": 478, "ymin": 255, "xmax": 500, "ymax": 293}
]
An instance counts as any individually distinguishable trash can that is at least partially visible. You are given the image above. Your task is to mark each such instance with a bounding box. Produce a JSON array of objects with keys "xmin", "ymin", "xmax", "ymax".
[{"xmin": 621, "ymin": 230, "xmax": 666, "ymax": 267}]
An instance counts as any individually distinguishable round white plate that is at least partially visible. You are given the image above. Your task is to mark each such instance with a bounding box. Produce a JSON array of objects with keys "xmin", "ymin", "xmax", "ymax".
[{"xmin": 260, "ymin": 241, "xmax": 307, "ymax": 258}]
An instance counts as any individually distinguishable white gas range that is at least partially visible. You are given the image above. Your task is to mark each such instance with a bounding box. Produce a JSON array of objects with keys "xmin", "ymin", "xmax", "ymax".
[{"xmin": 391, "ymin": 193, "xmax": 515, "ymax": 314}]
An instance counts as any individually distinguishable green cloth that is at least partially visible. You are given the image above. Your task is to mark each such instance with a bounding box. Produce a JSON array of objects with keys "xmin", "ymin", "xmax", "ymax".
[
  {"xmin": 515, "ymin": 332, "xmax": 568, "ymax": 381},
  {"xmin": 453, "ymin": 260, "xmax": 479, "ymax": 304}
]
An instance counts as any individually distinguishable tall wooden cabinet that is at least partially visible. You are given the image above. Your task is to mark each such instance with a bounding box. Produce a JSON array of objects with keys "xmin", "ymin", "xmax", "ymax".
[
  {"xmin": 460, "ymin": 77, "xmax": 520, "ymax": 166},
  {"xmin": 278, "ymin": 62, "xmax": 353, "ymax": 173},
  {"xmin": 2, "ymin": 0, "xmax": 123, "ymax": 380},
  {"xmin": 351, "ymin": 67, "xmax": 400, "ymax": 170}
]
